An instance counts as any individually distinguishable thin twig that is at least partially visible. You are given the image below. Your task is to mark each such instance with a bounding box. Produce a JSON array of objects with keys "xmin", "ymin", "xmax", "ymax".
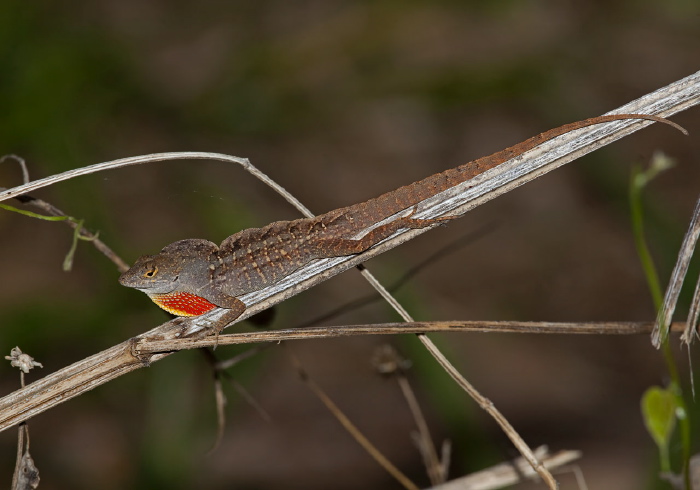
[
  {"xmin": 398, "ymin": 375, "xmax": 446, "ymax": 485},
  {"xmin": 0, "ymin": 153, "xmax": 312, "ymax": 213},
  {"xmin": 373, "ymin": 344, "xmax": 447, "ymax": 484},
  {"xmin": 11, "ymin": 424, "xmax": 25, "ymax": 490},
  {"xmin": 199, "ymin": 346, "xmax": 272, "ymax": 452},
  {"xmin": 0, "ymin": 155, "xmax": 30, "ymax": 184},
  {"xmin": 0, "ymin": 320, "xmax": 687, "ymax": 433},
  {"xmin": 417, "ymin": 334, "xmax": 559, "ymax": 489},
  {"xmin": 287, "ymin": 351, "xmax": 420, "ymax": 490},
  {"xmin": 136, "ymin": 321, "xmax": 691, "ymax": 352}
]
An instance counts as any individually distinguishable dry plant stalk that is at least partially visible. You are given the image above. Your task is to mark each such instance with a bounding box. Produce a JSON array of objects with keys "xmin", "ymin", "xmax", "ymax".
[
  {"xmin": 429, "ymin": 446, "xmax": 583, "ymax": 490},
  {"xmin": 652, "ymin": 194, "xmax": 700, "ymax": 345}
]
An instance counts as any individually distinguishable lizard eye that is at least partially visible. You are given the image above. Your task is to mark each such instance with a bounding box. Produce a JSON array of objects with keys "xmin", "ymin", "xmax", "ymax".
[{"xmin": 144, "ymin": 266, "xmax": 158, "ymax": 278}]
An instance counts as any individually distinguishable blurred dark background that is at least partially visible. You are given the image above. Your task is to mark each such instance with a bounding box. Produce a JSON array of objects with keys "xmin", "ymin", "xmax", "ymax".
[{"xmin": 1, "ymin": 2, "xmax": 699, "ymax": 489}]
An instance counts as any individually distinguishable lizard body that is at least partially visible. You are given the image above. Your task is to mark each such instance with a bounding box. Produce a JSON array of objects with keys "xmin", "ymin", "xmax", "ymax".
[{"xmin": 119, "ymin": 114, "xmax": 684, "ymax": 334}]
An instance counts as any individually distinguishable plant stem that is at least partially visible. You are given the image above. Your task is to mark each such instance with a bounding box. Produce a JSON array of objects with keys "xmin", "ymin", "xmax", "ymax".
[{"xmin": 630, "ymin": 166, "xmax": 691, "ymax": 487}]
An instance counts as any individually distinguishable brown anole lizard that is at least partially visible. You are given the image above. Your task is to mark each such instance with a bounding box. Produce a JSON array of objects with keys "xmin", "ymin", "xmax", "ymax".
[{"xmin": 119, "ymin": 114, "xmax": 684, "ymax": 336}]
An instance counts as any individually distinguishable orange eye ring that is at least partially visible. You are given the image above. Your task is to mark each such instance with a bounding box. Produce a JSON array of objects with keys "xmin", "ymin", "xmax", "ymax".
[{"xmin": 144, "ymin": 266, "xmax": 158, "ymax": 278}]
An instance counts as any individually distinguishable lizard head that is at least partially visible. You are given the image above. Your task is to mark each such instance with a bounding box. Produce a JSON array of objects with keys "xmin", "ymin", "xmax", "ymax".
[
  {"xmin": 119, "ymin": 239, "xmax": 221, "ymax": 317},
  {"xmin": 118, "ymin": 252, "xmax": 183, "ymax": 294},
  {"xmin": 119, "ymin": 238, "xmax": 220, "ymax": 295}
]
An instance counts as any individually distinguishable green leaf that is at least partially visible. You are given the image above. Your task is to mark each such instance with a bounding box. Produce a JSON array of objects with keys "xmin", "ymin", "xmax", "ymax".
[{"xmin": 641, "ymin": 386, "xmax": 677, "ymax": 472}]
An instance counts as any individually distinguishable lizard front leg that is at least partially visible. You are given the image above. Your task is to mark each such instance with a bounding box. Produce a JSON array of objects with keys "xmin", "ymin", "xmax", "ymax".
[
  {"xmin": 312, "ymin": 210, "xmax": 457, "ymax": 257},
  {"xmin": 184, "ymin": 295, "xmax": 247, "ymax": 341}
]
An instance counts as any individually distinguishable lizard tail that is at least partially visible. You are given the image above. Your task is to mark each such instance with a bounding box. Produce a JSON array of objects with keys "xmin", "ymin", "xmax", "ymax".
[
  {"xmin": 446, "ymin": 114, "xmax": 687, "ymax": 188},
  {"xmin": 349, "ymin": 113, "xmax": 686, "ymax": 223}
]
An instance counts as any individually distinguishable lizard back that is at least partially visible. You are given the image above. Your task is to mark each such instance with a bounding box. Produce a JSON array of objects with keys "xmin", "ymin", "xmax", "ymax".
[{"xmin": 213, "ymin": 114, "xmax": 682, "ymax": 297}]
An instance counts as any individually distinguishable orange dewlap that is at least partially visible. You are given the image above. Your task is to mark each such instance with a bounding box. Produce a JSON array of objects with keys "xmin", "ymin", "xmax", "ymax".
[{"xmin": 150, "ymin": 292, "xmax": 217, "ymax": 317}]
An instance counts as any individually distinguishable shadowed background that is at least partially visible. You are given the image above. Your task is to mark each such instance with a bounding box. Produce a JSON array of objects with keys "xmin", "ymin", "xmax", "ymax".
[{"xmin": 0, "ymin": 2, "xmax": 699, "ymax": 489}]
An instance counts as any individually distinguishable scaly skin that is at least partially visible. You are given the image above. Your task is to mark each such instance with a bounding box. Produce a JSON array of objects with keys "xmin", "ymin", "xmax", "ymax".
[{"xmin": 119, "ymin": 114, "xmax": 685, "ymax": 336}]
